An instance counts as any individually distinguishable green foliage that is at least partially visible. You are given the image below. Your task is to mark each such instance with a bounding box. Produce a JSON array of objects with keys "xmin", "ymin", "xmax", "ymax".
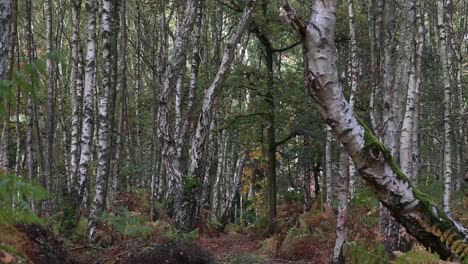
[
  {"xmin": 102, "ymin": 207, "xmax": 153, "ymax": 239},
  {"xmin": 345, "ymin": 241, "xmax": 390, "ymax": 264},
  {"xmin": 183, "ymin": 176, "xmax": 199, "ymax": 191},
  {"xmin": 163, "ymin": 227, "xmax": 199, "ymax": 242},
  {"xmin": 393, "ymin": 245, "xmax": 442, "ymax": 264},
  {"xmin": 208, "ymin": 219, "xmax": 223, "ymax": 231},
  {"xmin": 283, "ymin": 188, "xmax": 302, "ymax": 203},
  {"xmin": 0, "ymin": 173, "xmax": 48, "ymax": 225},
  {"xmin": 73, "ymin": 218, "xmax": 89, "ymax": 241},
  {"xmin": 350, "ymin": 186, "xmax": 379, "ymax": 208}
]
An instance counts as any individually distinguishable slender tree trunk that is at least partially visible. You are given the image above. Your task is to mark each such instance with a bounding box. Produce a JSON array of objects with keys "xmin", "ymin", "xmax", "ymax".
[
  {"xmin": 0, "ymin": 0, "xmax": 11, "ymax": 80},
  {"xmin": 88, "ymin": 0, "xmax": 116, "ymax": 240},
  {"xmin": 157, "ymin": 0, "xmax": 196, "ymax": 231},
  {"xmin": 176, "ymin": 0, "xmax": 202, "ymax": 165},
  {"xmin": 332, "ymin": 148, "xmax": 350, "ymax": 264},
  {"xmin": 437, "ymin": 0, "xmax": 453, "ymax": 216},
  {"xmin": 25, "ymin": 0, "xmax": 35, "ymax": 211},
  {"xmin": 0, "ymin": 0, "xmax": 12, "ymax": 173},
  {"xmin": 69, "ymin": 0, "xmax": 84, "ymax": 192},
  {"xmin": 44, "ymin": 0, "xmax": 55, "ymax": 195},
  {"xmin": 347, "ymin": 0, "xmax": 358, "ymax": 198},
  {"xmin": 303, "ymin": 135, "xmax": 312, "ymax": 211},
  {"xmin": 77, "ymin": 0, "xmax": 97, "ymax": 206},
  {"xmin": 282, "ymin": 2, "xmax": 468, "ymax": 260},
  {"xmin": 111, "ymin": 0, "xmax": 127, "ymax": 208},
  {"xmin": 187, "ymin": 1, "xmax": 256, "ymax": 178},
  {"xmin": 325, "ymin": 126, "xmax": 333, "ymax": 209}
]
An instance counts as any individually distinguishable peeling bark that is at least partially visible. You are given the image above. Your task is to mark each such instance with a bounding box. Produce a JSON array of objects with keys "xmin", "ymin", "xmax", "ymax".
[
  {"xmin": 69, "ymin": 0, "xmax": 84, "ymax": 192},
  {"xmin": 281, "ymin": 2, "xmax": 468, "ymax": 260}
]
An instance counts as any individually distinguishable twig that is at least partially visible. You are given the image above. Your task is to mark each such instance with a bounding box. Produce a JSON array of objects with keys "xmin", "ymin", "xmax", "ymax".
[{"xmin": 95, "ymin": 244, "xmax": 156, "ymax": 264}]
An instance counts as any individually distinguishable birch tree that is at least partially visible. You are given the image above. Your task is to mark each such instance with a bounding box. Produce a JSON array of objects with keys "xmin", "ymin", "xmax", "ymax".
[
  {"xmin": 437, "ymin": 0, "xmax": 453, "ymax": 216},
  {"xmin": 0, "ymin": 0, "xmax": 11, "ymax": 82},
  {"xmin": 0, "ymin": 0, "xmax": 12, "ymax": 173},
  {"xmin": 88, "ymin": 0, "xmax": 117, "ymax": 239},
  {"xmin": 157, "ymin": 0, "xmax": 196, "ymax": 231},
  {"xmin": 43, "ymin": 0, "xmax": 55, "ymax": 195},
  {"xmin": 347, "ymin": 0, "xmax": 358, "ymax": 197},
  {"xmin": 400, "ymin": 1, "xmax": 424, "ymax": 182},
  {"xmin": 69, "ymin": 0, "xmax": 84, "ymax": 191},
  {"xmin": 77, "ymin": 0, "xmax": 97, "ymax": 205},
  {"xmin": 281, "ymin": 1, "xmax": 468, "ymax": 260},
  {"xmin": 332, "ymin": 148, "xmax": 350, "ymax": 263}
]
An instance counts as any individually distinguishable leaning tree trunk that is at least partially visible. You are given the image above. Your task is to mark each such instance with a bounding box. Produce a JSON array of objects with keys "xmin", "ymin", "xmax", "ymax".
[
  {"xmin": 281, "ymin": 2, "xmax": 468, "ymax": 260},
  {"xmin": 187, "ymin": 0, "xmax": 256, "ymax": 178},
  {"xmin": 437, "ymin": 0, "xmax": 453, "ymax": 217},
  {"xmin": 182, "ymin": 0, "xmax": 255, "ymax": 230},
  {"xmin": 157, "ymin": 0, "xmax": 196, "ymax": 231}
]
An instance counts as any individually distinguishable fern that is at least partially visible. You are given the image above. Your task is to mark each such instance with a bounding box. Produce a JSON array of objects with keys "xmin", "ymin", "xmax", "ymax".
[
  {"xmin": 0, "ymin": 173, "xmax": 49, "ymax": 225},
  {"xmin": 345, "ymin": 241, "xmax": 390, "ymax": 264},
  {"xmin": 103, "ymin": 207, "xmax": 153, "ymax": 238}
]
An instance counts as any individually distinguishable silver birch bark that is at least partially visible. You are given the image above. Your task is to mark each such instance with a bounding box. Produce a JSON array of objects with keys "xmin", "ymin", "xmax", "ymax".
[
  {"xmin": 401, "ymin": 2, "xmax": 424, "ymax": 182},
  {"xmin": 43, "ymin": 0, "xmax": 55, "ymax": 195},
  {"xmin": 77, "ymin": 0, "xmax": 97, "ymax": 203},
  {"xmin": 69, "ymin": 0, "xmax": 84, "ymax": 191},
  {"xmin": 157, "ymin": 0, "xmax": 195, "ymax": 231},
  {"xmin": 211, "ymin": 128, "xmax": 226, "ymax": 220},
  {"xmin": 332, "ymin": 148, "xmax": 350, "ymax": 264},
  {"xmin": 437, "ymin": 0, "xmax": 453, "ymax": 216},
  {"xmin": 220, "ymin": 152, "xmax": 247, "ymax": 224},
  {"xmin": 187, "ymin": 1, "xmax": 256, "ymax": 178},
  {"xmin": 281, "ymin": 2, "xmax": 468, "ymax": 260},
  {"xmin": 347, "ymin": 0, "xmax": 358, "ymax": 198},
  {"xmin": 88, "ymin": 0, "xmax": 115, "ymax": 240},
  {"xmin": 25, "ymin": 0, "xmax": 35, "ymax": 211},
  {"xmin": 0, "ymin": 0, "xmax": 11, "ymax": 80},
  {"xmin": 380, "ymin": 0, "xmax": 415, "ymax": 252},
  {"xmin": 111, "ymin": 0, "xmax": 127, "ymax": 206},
  {"xmin": 0, "ymin": 0, "xmax": 11, "ymax": 173},
  {"xmin": 176, "ymin": 0, "xmax": 202, "ymax": 162},
  {"xmin": 325, "ymin": 126, "xmax": 333, "ymax": 209}
]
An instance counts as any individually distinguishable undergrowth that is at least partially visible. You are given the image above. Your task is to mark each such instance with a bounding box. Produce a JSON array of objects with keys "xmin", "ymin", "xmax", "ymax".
[{"xmin": 0, "ymin": 173, "xmax": 48, "ymax": 225}]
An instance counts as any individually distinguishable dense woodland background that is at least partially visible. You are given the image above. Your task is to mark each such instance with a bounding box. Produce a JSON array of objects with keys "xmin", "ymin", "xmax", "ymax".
[{"xmin": 0, "ymin": 0, "xmax": 466, "ymax": 263}]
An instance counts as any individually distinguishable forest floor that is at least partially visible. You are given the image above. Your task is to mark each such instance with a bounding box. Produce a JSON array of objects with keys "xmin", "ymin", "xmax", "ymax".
[{"xmin": 0, "ymin": 190, "xmax": 466, "ymax": 263}]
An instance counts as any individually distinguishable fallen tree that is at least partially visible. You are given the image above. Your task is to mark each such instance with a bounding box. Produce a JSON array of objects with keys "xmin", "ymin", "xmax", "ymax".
[{"xmin": 280, "ymin": 1, "xmax": 467, "ymax": 260}]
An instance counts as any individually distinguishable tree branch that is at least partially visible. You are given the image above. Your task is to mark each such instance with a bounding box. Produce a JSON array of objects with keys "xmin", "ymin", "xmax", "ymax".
[{"xmin": 275, "ymin": 129, "xmax": 309, "ymax": 147}]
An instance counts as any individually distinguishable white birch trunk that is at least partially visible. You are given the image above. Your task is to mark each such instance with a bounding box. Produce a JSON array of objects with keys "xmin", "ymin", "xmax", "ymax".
[
  {"xmin": 325, "ymin": 126, "xmax": 333, "ymax": 209},
  {"xmin": 176, "ymin": 0, "xmax": 202, "ymax": 163},
  {"xmin": 0, "ymin": 0, "xmax": 11, "ymax": 173},
  {"xmin": 157, "ymin": 0, "xmax": 195, "ymax": 231},
  {"xmin": 281, "ymin": 2, "xmax": 468, "ymax": 260},
  {"xmin": 77, "ymin": 0, "xmax": 97, "ymax": 202},
  {"xmin": 347, "ymin": 0, "xmax": 358, "ymax": 199},
  {"xmin": 187, "ymin": 1, "xmax": 256, "ymax": 177},
  {"xmin": 437, "ymin": 0, "xmax": 453, "ymax": 216},
  {"xmin": 69, "ymin": 0, "xmax": 84, "ymax": 191},
  {"xmin": 332, "ymin": 148, "xmax": 350, "ymax": 264},
  {"xmin": 43, "ymin": 0, "xmax": 55, "ymax": 195},
  {"xmin": 88, "ymin": 0, "xmax": 115, "ymax": 240}
]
